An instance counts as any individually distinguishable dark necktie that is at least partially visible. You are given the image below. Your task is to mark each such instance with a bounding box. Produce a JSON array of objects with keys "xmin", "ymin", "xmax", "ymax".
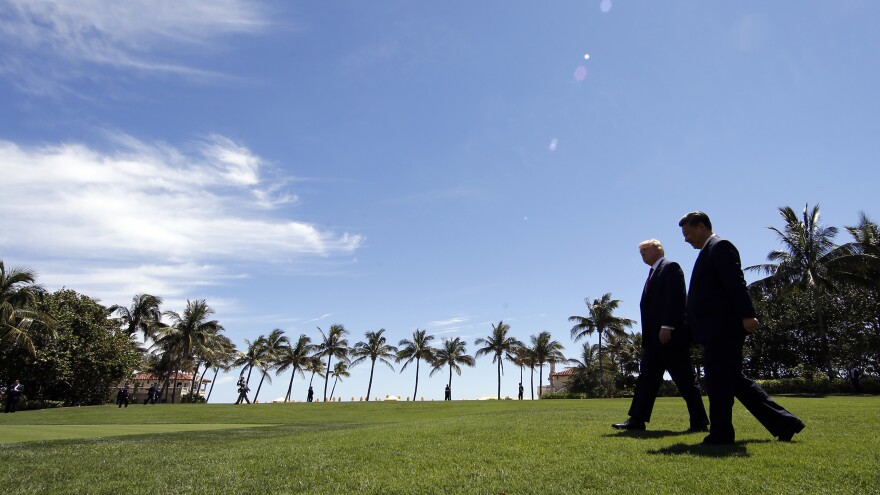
[{"xmin": 644, "ymin": 267, "xmax": 654, "ymax": 292}]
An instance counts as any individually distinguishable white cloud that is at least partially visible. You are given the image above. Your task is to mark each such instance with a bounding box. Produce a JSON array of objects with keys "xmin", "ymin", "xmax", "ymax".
[
  {"xmin": 427, "ymin": 316, "xmax": 470, "ymax": 327},
  {"xmin": 0, "ymin": 0, "xmax": 271, "ymax": 91},
  {"xmin": 0, "ymin": 134, "xmax": 363, "ymax": 306}
]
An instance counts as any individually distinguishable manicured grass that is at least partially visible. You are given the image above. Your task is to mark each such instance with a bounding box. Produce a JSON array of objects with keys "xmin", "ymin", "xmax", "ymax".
[
  {"xmin": 0, "ymin": 424, "xmax": 271, "ymax": 444},
  {"xmin": 0, "ymin": 397, "xmax": 878, "ymax": 494}
]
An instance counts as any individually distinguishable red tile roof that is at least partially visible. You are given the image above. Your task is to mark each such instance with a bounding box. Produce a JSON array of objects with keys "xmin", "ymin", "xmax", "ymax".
[{"xmin": 550, "ymin": 368, "xmax": 575, "ymax": 377}]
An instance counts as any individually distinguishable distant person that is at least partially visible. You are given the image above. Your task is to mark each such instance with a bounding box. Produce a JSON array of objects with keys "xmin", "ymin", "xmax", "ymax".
[
  {"xmin": 850, "ymin": 367, "xmax": 862, "ymax": 394},
  {"xmin": 680, "ymin": 211, "xmax": 804, "ymax": 444},
  {"xmin": 235, "ymin": 376, "xmax": 251, "ymax": 405},
  {"xmin": 518, "ymin": 383, "xmax": 524, "ymax": 400},
  {"xmin": 444, "ymin": 384, "xmax": 451, "ymax": 401},
  {"xmin": 3, "ymin": 380, "xmax": 23, "ymax": 413},
  {"xmin": 146, "ymin": 383, "xmax": 156, "ymax": 405},
  {"xmin": 307, "ymin": 386, "xmax": 314, "ymax": 403},
  {"xmin": 613, "ymin": 239, "xmax": 708, "ymax": 432},
  {"xmin": 117, "ymin": 383, "xmax": 130, "ymax": 408}
]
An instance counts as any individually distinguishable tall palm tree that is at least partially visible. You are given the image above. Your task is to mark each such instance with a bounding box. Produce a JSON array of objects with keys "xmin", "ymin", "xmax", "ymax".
[
  {"xmin": 317, "ymin": 324, "xmax": 349, "ymax": 402},
  {"xmin": 304, "ymin": 355, "xmax": 326, "ymax": 390},
  {"xmin": 329, "ymin": 361, "xmax": 350, "ymax": 400},
  {"xmin": 0, "ymin": 261, "xmax": 51, "ymax": 356},
  {"xmin": 429, "ymin": 337, "xmax": 475, "ymax": 399},
  {"xmin": 108, "ymin": 293, "xmax": 163, "ymax": 342},
  {"xmin": 204, "ymin": 335, "xmax": 236, "ymax": 403},
  {"xmin": 252, "ymin": 361, "xmax": 273, "ymax": 403},
  {"xmin": 350, "ymin": 329, "xmax": 398, "ymax": 401},
  {"xmin": 156, "ymin": 299, "xmax": 223, "ymax": 403},
  {"xmin": 233, "ymin": 336, "xmax": 268, "ymax": 388},
  {"xmin": 475, "ymin": 321, "xmax": 522, "ymax": 400},
  {"xmin": 747, "ymin": 204, "xmax": 842, "ymax": 378},
  {"xmin": 276, "ymin": 334, "xmax": 315, "ymax": 402},
  {"xmin": 832, "ymin": 212, "xmax": 880, "ymax": 290},
  {"xmin": 530, "ymin": 331, "xmax": 566, "ymax": 398},
  {"xmin": 569, "ymin": 293, "xmax": 635, "ymax": 383},
  {"xmin": 397, "ymin": 329, "xmax": 436, "ymax": 400}
]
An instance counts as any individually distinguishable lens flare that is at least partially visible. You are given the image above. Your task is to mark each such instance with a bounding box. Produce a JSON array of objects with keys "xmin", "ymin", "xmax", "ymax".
[
  {"xmin": 600, "ymin": 0, "xmax": 612, "ymax": 13},
  {"xmin": 574, "ymin": 65, "xmax": 587, "ymax": 81},
  {"xmin": 549, "ymin": 138, "xmax": 558, "ymax": 151}
]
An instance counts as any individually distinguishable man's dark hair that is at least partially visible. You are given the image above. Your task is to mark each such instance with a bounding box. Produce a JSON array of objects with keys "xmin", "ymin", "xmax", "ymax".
[{"xmin": 679, "ymin": 211, "xmax": 712, "ymax": 230}]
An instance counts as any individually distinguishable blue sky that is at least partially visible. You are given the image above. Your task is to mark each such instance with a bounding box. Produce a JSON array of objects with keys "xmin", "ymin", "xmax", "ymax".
[{"xmin": 1, "ymin": 1, "xmax": 878, "ymax": 402}]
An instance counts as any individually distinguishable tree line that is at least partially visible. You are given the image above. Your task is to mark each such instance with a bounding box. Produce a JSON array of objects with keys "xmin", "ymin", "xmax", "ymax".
[{"xmin": 2, "ymin": 204, "xmax": 877, "ymax": 406}]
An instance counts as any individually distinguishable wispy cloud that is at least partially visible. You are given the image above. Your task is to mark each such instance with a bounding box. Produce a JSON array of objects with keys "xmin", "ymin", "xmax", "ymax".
[
  {"xmin": 426, "ymin": 316, "xmax": 470, "ymax": 328},
  {"xmin": 0, "ymin": 134, "xmax": 363, "ymax": 306},
  {"xmin": 0, "ymin": 0, "xmax": 271, "ymax": 93}
]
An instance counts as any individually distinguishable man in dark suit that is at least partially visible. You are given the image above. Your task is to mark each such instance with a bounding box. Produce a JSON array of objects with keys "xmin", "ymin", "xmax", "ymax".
[
  {"xmin": 680, "ymin": 211, "xmax": 805, "ymax": 445},
  {"xmin": 3, "ymin": 380, "xmax": 23, "ymax": 413},
  {"xmin": 613, "ymin": 239, "xmax": 708, "ymax": 431}
]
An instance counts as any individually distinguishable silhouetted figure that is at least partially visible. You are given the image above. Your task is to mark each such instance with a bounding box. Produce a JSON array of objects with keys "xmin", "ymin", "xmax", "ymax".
[
  {"xmin": 235, "ymin": 376, "xmax": 250, "ymax": 405},
  {"xmin": 307, "ymin": 386, "xmax": 314, "ymax": 403},
  {"xmin": 3, "ymin": 380, "xmax": 23, "ymax": 413},
  {"xmin": 117, "ymin": 383, "xmax": 130, "ymax": 408},
  {"xmin": 146, "ymin": 383, "xmax": 157, "ymax": 404},
  {"xmin": 850, "ymin": 367, "xmax": 862, "ymax": 393},
  {"xmin": 444, "ymin": 384, "xmax": 451, "ymax": 401},
  {"xmin": 518, "ymin": 383, "xmax": 524, "ymax": 400}
]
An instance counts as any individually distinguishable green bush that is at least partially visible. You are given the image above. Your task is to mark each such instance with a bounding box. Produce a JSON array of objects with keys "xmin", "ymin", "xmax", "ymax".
[
  {"xmin": 758, "ymin": 376, "xmax": 880, "ymax": 395},
  {"xmin": 179, "ymin": 393, "xmax": 206, "ymax": 404},
  {"xmin": 541, "ymin": 392, "xmax": 590, "ymax": 399}
]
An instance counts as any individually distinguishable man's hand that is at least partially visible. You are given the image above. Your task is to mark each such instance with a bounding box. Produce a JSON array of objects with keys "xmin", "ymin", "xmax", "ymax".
[
  {"xmin": 743, "ymin": 317, "xmax": 759, "ymax": 334},
  {"xmin": 659, "ymin": 327, "xmax": 673, "ymax": 344}
]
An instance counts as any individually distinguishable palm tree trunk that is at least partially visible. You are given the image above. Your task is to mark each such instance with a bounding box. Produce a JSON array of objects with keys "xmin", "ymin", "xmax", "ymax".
[
  {"xmin": 598, "ymin": 333, "xmax": 604, "ymax": 385},
  {"xmin": 323, "ymin": 354, "xmax": 332, "ymax": 402},
  {"xmin": 171, "ymin": 366, "xmax": 180, "ymax": 403},
  {"xmin": 254, "ymin": 373, "xmax": 266, "ymax": 403},
  {"xmin": 497, "ymin": 358, "xmax": 502, "ymax": 400},
  {"xmin": 448, "ymin": 365, "xmax": 453, "ymax": 398},
  {"xmin": 189, "ymin": 360, "xmax": 201, "ymax": 397},
  {"xmin": 812, "ymin": 289, "xmax": 833, "ymax": 379},
  {"xmin": 530, "ymin": 366, "xmax": 534, "ymax": 400},
  {"xmin": 330, "ymin": 376, "xmax": 339, "ymax": 399},
  {"xmin": 539, "ymin": 362, "xmax": 544, "ymax": 398},
  {"xmin": 309, "ymin": 371, "xmax": 316, "ymax": 387},
  {"xmin": 196, "ymin": 364, "xmax": 207, "ymax": 400},
  {"xmin": 285, "ymin": 371, "xmax": 296, "ymax": 402},
  {"xmin": 205, "ymin": 367, "xmax": 219, "ymax": 403},
  {"xmin": 413, "ymin": 358, "xmax": 420, "ymax": 399},
  {"xmin": 366, "ymin": 359, "xmax": 376, "ymax": 401},
  {"xmin": 245, "ymin": 364, "xmax": 254, "ymax": 386}
]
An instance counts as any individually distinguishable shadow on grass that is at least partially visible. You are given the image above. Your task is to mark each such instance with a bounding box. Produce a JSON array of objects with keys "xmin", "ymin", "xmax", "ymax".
[
  {"xmin": 648, "ymin": 439, "xmax": 773, "ymax": 458},
  {"xmin": 601, "ymin": 429, "xmax": 694, "ymax": 440}
]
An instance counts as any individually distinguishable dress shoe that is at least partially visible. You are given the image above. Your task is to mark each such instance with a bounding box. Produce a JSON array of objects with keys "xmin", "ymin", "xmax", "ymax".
[
  {"xmin": 612, "ymin": 419, "xmax": 646, "ymax": 430},
  {"xmin": 777, "ymin": 421, "xmax": 805, "ymax": 442},
  {"xmin": 701, "ymin": 434, "xmax": 735, "ymax": 445},
  {"xmin": 687, "ymin": 422, "xmax": 709, "ymax": 433}
]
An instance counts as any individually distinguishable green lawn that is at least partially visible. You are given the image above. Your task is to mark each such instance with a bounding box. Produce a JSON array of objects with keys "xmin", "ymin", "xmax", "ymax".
[{"xmin": 0, "ymin": 397, "xmax": 878, "ymax": 494}]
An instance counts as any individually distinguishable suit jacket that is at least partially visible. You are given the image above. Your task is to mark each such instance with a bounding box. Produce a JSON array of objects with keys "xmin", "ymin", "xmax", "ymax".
[
  {"xmin": 640, "ymin": 258, "xmax": 687, "ymax": 348},
  {"xmin": 686, "ymin": 236, "xmax": 756, "ymax": 343}
]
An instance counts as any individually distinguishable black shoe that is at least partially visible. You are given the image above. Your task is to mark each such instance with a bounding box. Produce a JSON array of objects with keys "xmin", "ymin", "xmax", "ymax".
[
  {"xmin": 777, "ymin": 421, "xmax": 805, "ymax": 442},
  {"xmin": 701, "ymin": 434, "xmax": 735, "ymax": 445},
  {"xmin": 687, "ymin": 422, "xmax": 709, "ymax": 433},
  {"xmin": 612, "ymin": 419, "xmax": 646, "ymax": 430}
]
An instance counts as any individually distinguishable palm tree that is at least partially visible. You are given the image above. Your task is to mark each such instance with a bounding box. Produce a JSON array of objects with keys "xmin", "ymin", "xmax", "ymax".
[
  {"xmin": 397, "ymin": 329, "xmax": 436, "ymax": 400},
  {"xmin": 569, "ymin": 293, "xmax": 635, "ymax": 383},
  {"xmin": 0, "ymin": 261, "xmax": 51, "ymax": 356},
  {"xmin": 276, "ymin": 334, "xmax": 315, "ymax": 402},
  {"xmin": 156, "ymin": 299, "xmax": 223, "ymax": 403},
  {"xmin": 304, "ymin": 355, "xmax": 327, "ymax": 391},
  {"xmin": 204, "ymin": 335, "xmax": 236, "ymax": 403},
  {"xmin": 233, "ymin": 336, "xmax": 268, "ymax": 388},
  {"xmin": 429, "ymin": 337, "xmax": 475, "ymax": 399},
  {"xmin": 350, "ymin": 329, "xmax": 398, "ymax": 401},
  {"xmin": 747, "ymin": 204, "xmax": 842, "ymax": 378},
  {"xmin": 329, "ymin": 361, "xmax": 351, "ymax": 400},
  {"xmin": 475, "ymin": 321, "xmax": 522, "ymax": 400},
  {"xmin": 530, "ymin": 331, "xmax": 566, "ymax": 398},
  {"xmin": 108, "ymin": 293, "xmax": 163, "ymax": 342},
  {"xmin": 252, "ymin": 361, "xmax": 274, "ymax": 403},
  {"xmin": 317, "ymin": 324, "xmax": 349, "ymax": 402}
]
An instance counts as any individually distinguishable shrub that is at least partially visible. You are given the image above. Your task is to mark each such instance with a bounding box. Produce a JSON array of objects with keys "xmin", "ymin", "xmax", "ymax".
[{"xmin": 179, "ymin": 393, "xmax": 206, "ymax": 404}]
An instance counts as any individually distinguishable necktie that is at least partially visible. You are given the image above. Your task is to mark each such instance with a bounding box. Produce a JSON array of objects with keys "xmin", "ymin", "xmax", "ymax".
[{"xmin": 644, "ymin": 267, "xmax": 654, "ymax": 292}]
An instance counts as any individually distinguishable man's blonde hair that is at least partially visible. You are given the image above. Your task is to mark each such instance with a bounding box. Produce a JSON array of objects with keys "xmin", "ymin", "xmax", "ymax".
[{"xmin": 639, "ymin": 239, "xmax": 665, "ymax": 256}]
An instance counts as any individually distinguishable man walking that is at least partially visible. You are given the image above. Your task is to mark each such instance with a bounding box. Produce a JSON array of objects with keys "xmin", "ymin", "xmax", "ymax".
[
  {"xmin": 680, "ymin": 211, "xmax": 805, "ymax": 445},
  {"xmin": 613, "ymin": 239, "xmax": 708, "ymax": 432},
  {"xmin": 235, "ymin": 375, "xmax": 251, "ymax": 405},
  {"xmin": 3, "ymin": 380, "xmax": 23, "ymax": 413}
]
